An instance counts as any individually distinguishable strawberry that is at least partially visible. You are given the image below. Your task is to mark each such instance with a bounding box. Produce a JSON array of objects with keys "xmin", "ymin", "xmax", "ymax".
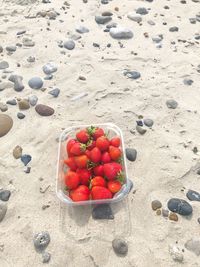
[
  {"xmin": 87, "ymin": 126, "xmax": 105, "ymax": 140},
  {"xmin": 85, "ymin": 149, "xmax": 91, "ymax": 159},
  {"xmin": 87, "ymin": 140, "xmax": 96, "ymax": 151},
  {"xmin": 69, "ymin": 185, "xmax": 90, "ymax": 202},
  {"xmin": 110, "ymin": 137, "xmax": 121, "ymax": 147},
  {"xmin": 66, "ymin": 139, "xmax": 77, "ymax": 156},
  {"xmin": 74, "ymin": 155, "xmax": 89, "ymax": 169},
  {"xmin": 90, "ymin": 147, "xmax": 101, "ymax": 163},
  {"xmin": 93, "ymin": 165, "xmax": 104, "ymax": 176},
  {"xmin": 76, "ymin": 168, "xmax": 91, "ymax": 185},
  {"xmin": 96, "ymin": 136, "xmax": 110, "ymax": 151},
  {"xmin": 109, "ymin": 146, "xmax": 121, "ymax": 161},
  {"xmin": 107, "ymin": 180, "xmax": 122, "ymax": 193},
  {"xmin": 70, "ymin": 142, "xmax": 86, "ymax": 156},
  {"xmin": 74, "ymin": 185, "xmax": 90, "ymax": 195},
  {"xmin": 101, "ymin": 152, "xmax": 111, "ymax": 164},
  {"xmin": 76, "ymin": 129, "xmax": 90, "ymax": 144},
  {"xmin": 64, "ymin": 157, "xmax": 77, "ymax": 171},
  {"xmin": 64, "ymin": 170, "xmax": 80, "ymax": 189},
  {"xmin": 91, "ymin": 186, "xmax": 112, "ymax": 200},
  {"xmin": 103, "ymin": 162, "xmax": 122, "ymax": 181},
  {"xmin": 91, "ymin": 176, "xmax": 106, "ymax": 187}
]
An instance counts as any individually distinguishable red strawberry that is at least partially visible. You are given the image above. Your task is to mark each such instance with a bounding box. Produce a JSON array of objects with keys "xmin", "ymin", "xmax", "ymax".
[
  {"xmin": 110, "ymin": 137, "xmax": 121, "ymax": 147},
  {"xmin": 66, "ymin": 139, "xmax": 77, "ymax": 156},
  {"xmin": 74, "ymin": 185, "xmax": 90, "ymax": 195},
  {"xmin": 101, "ymin": 151, "xmax": 111, "ymax": 163},
  {"xmin": 85, "ymin": 149, "xmax": 91, "ymax": 159},
  {"xmin": 69, "ymin": 185, "xmax": 90, "ymax": 202},
  {"xmin": 64, "ymin": 171, "xmax": 80, "ymax": 189},
  {"xmin": 109, "ymin": 146, "xmax": 121, "ymax": 161},
  {"xmin": 76, "ymin": 129, "xmax": 90, "ymax": 144},
  {"xmin": 107, "ymin": 180, "xmax": 122, "ymax": 193},
  {"xmin": 91, "ymin": 176, "xmax": 106, "ymax": 187},
  {"xmin": 87, "ymin": 126, "xmax": 105, "ymax": 140},
  {"xmin": 93, "ymin": 165, "xmax": 104, "ymax": 176},
  {"xmin": 74, "ymin": 155, "xmax": 89, "ymax": 169},
  {"xmin": 90, "ymin": 147, "xmax": 101, "ymax": 163},
  {"xmin": 87, "ymin": 140, "xmax": 96, "ymax": 151},
  {"xmin": 103, "ymin": 162, "xmax": 122, "ymax": 180},
  {"xmin": 76, "ymin": 168, "xmax": 91, "ymax": 185},
  {"xmin": 96, "ymin": 136, "xmax": 110, "ymax": 151},
  {"xmin": 70, "ymin": 142, "xmax": 86, "ymax": 156},
  {"xmin": 64, "ymin": 157, "xmax": 77, "ymax": 171},
  {"xmin": 91, "ymin": 186, "xmax": 112, "ymax": 200}
]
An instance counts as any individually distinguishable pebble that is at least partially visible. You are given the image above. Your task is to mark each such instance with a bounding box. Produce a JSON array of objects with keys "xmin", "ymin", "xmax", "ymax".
[
  {"xmin": 21, "ymin": 154, "xmax": 32, "ymax": 166},
  {"xmin": 166, "ymin": 99, "xmax": 178, "ymax": 109},
  {"xmin": 124, "ymin": 70, "xmax": 141, "ymax": 80},
  {"xmin": 112, "ymin": 238, "xmax": 128, "ymax": 256},
  {"xmin": 24, "ymin": 166, "xmax": 31, "ymax": 173},
  {"xmin": 167, "ymin": 198, "xmax": 193, "ymax": 216},
  {"xmin": 106, "ymin": 22, "xmax": 117, "ymax": 29},
  {"xmin": 189, "ymin": 18, "xmax": 196, "ymax": 24},
  {"xmin": 162, "ymin": 209, "xmax": 169, "ymax": 217},
  {"xmin": 183, "ymin": 78, "xmax": 193, "ymax": 85},
  {"xmin": 152, "ymin": 36, "xmax": 162, "ymax": 43},
  {"xmin": 151, "ymin": 200, "xmax": 162, "ymax": 211},
  {"xmin": 42, "ymin": 62, "xmax": 57, "ymax": 75},
  {"xmin": 28, "ymin": 95, "xmax": 38, "ymax": 106},
  {"xmin": 127, "ymin": 13, "xmax": 142, "ymax": 23},
  {"xmin": 0, "ymin": 61, "xmax": 9, "ymax": 70},
  {"xmin": 28, "ymin": 77, "xmax": 43, "ymax": 89},
  {"xmin": 63, "ymin": 40, "xmax": 75, "ymax": 50},
  {"xmin": 92, "ymin": 204, "xmax": 114, "ymax": 220},
  {"xmin": 198, "ymin": 217, "xmax": 200, "ymax": 224},
  {"xmin": 17, "ymin": 30, "xmax": 26, "ymax": 35},
  {"xmin": 144, "ymin": 118, "xmax": 154, "ymax": 127},
  {"xmin": 95, "ymin": 15, "xmax": 112, "ymax": 24},
  {"xmin": 136, "ymin": 120, "xmax": 143, "ymax": 126},
  {"xmin": 27, "ymin": 56, "xmax": 35, "ymax": 63},
  {"xmin": 6, "ymin": 99, "xmax": 17, "ymax": 105},
  {"xmin": 6, "ymin": 45, "xmax": 16, "ymax": 52},
  {"xmin": 0, "ymin": 103, "xmax": 8, "ymax": 112},
  {"xmin": 147, "ymin": 20, "xmax": 156, "ymax": 25},
  {"xmin": 136, "ymin": 125, "xmax": 147, "ymax": 135},
  {"xmin": 185, "ymin": 238, "xmax": 200, "ymax": 256},
  {"xmin": 18, "ymin": 99, "xmax": 30, "ymax": 110},
  {"xmin": 22, "ymin": 38, "xmax": 35, "ymax": 47},
  {"xmin": 186, "ymin": 189, "xmax": 200, "ymax": 201},
  {"xmin": 9, "ymin": 75, "xmax": 24, "ymax": 92},
  {"xmin": 125, "ymin": 148, "xmax": 137, "ymax": 162},
  {"xmin": 42, "ymin": 252, "xmax": 51, "ymax": 263},
  {"xmin": 17, "ymin": 112, "xmax": 25, "ymax": 119},
  {"xmin": 44, "ymin": 74, "xmax": 53, "ymax": 80},
  {"xmin": 35, "ymin": 104, "xmax": 55, "ymax": 116},
  {"xmin": 0, "ymin": 114, "xmax": 13, "ymax": 137},
  {"xmin": 0, "ymin": 201, "xmax": 7, "ymax": 222},
  {"xmin": 0, "ymin": 190, "xmax": 11, "ymax": 202},
  {"xmin": 169, "ymin": 212, "xmax": 178, "ymax": 221},
  {"xmin": 76, "ymin": 26, "xmax": 89, "ymax": 34},
  {"xmin": 197, "ymin": 169, "xmax": 200, "ymax": 175},
  {"xmin": 136, "ymin": 7, "xmax": 148, "ymax": 15},
  {"xmin": 110, "ymin": 27, "xmax": 133, "ymax": 39},
  {"xmin": 156, "ymin": 209, "xmax": 161, "ymax": 215},
  {"xmin": 169, "ymin": 26, "xmax": 179, "ymax": 32},
  {"xmin": 13, "ymin": 145, "xmax": 23, "ymax": 159},
  {"xmin": 0, "ymin": 45, "xmax": 3, "ymax": 53},
  {"xmin": 169, "ymin": 244, "xmax": 184, "ymax": 262},
  {"xmin": 33, "ymin": 231, "xmax": 50, "ymax": 252},
  {"xmin": 48, "ymin": 88, "xmax": 60, "ymax": 97},
  {"xmin": 0, "ymin": 81, "xmax": 13, "ymax": 91}
]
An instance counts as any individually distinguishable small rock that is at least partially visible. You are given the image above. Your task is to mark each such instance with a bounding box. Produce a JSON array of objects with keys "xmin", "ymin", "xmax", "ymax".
[
  {"xmin": 63, "ymin": 40, "xmax": 75, "ymax": 50},
  {"xmin": 24, "ymin": 166, "xmax": 31, "ymax": 173},
  {"xmin": 169, "ymin": 244, "xmax": 184, "ymax": 262},
  {"xmin": 35, "ymin": 104, "xmax": 54, "ymax": 116},
  {"xmin": 0, "ymin": 190, "xmax": 11, "ymax": 202},
  {"xmin": 17, "ymin": 30, "xmax": 26, "ymax": 35},
  {"xmin": 112, "ymin": 238, "xmax": 128, "ymax": 256},
  {"xmin": 169, "ymin": 212, "xmax": 178, "ymax": 221},
  {"xmin": 6, "ymin": 45, "xmax": 16, "ymax": 52},
  {"xmin": 110, "ymin": 27, "xmax": 133, "ymax": 39},
  {"xmin": 6, "ymin": 99, "xmax": 17, "ymax": 105},
  {"xmin": 167, "ymin": 198, "xmax": 193, "ymax": 216},
  {"xmin": 76, "ymin": 25, "xmax": 89, "ymax": 34},
  {"xmin": 0, "ymin": 201, "xmax": 7, "ymax": 222},
  {"xmin": 144, "ymin": 118, "xmax": 154, "ymax": 127},
  {"xmin": 127, "ymin": 13, "xmax": 142, "ymax": 23},
  {"xmin": 95, "ymin": 15, "xmax": 112, "ymax": 24},
  {"xmin": 33, "ymin": 231, "xmax": 50, "ymax": 252},
  {"xmin": 44, "ymin": 75, "xmax": 53, "ymax": 80},
  {"xmin": 0, "ymin": 45, "xmax": 3, "ymax": 53},
  {"xmin": 28, "ymin": 95, "xmax": 38, "ymax": 106},
  {"xmin": 124, "ymin": 70, "xmax": 141, "ymax": 80},
  {"xmin": 136, "ymin": 7, "xmax": 148, "ymax": 15},
  {"xmin": 156, "ymin": 209, "xmax": 161, "ymax": 215},
  {"xmin": 92, "ymin": 204, "xmax": 114, "ymax": 220},
  {"xmin": 0, "ymin": 81, "xmax": 13, "ymax": 91},
  {"xmin": 136, "ymin": 120, "xmax": 143, "ymax": 126},
  {"xmin": 0, "ymin": 103, "xmax": 8, "ymax": 112},
  {"xmin": 17, "ymin": 112, "xmax": 25, "ymax": 119},
  {"xmin": 22, "ymin": 38, "xmax": 35, "ymax": 47},
  {"xmin": 197, "ymin": 169, "xmax": 200, "ymax": 175},
  {"xmin": 18, "ymin": 99, "xmax": 30, "ymax": 110},
  {"xmin": 169, "ymin": 26, "xmax": 179, "ymax": 32},
  {"xmin": 102, "ymin": 11, "xmax": 113, "ymax": 16},
  {"xmin": 185, "ymin": 238, "xmax": 200, "ymax": 256},
  {"xmin": 147, "ymin": 20, "xmax": 155, "ymax": 25},
  {"xmin": 42, "ymin": 252, "xmax": 51, "ymax": 263},
  {"xmin": 183, "ymin": 78, "xmax": 193, "ymax": 85},
  {"xmin": 151, "ymin": 200, "xmax": 162, "ymax": 211},
  {"xmin": 136, "ymin": 125, "xmax": 146, "ymax": 135},
  {"xmin": 186, "ymin": 189, "xmax": 200, "ymax": 201},
  {"xmin": 48, "ymin": 88, "xmax": 60, "ymax": 97},
  {"xmin": 13, "ymin": 145, "xmax": 23, "ymax": 159},
  {"xmin": 21, "ymin": 154, "xmax": 32, "ymax": 166},
  {"xmin": 0, "ymin": 61, "xmax": 9, "ymax": 70},
  {"xmin": 198, "ymin": 217, "xmax": 200, "ymax": 224},
  {"xmin": 125, "ymin": 148, "xmax": 137, "ymax": 162},
  {"xmin": 162, "ymin": 209, "xmax": 169, "ymax": 217},
  {"xmin": 0, "ymin": 114, "xmax": 13, "ymax": 137},
  {"xmin": 28, "ymin": 77, "xmax": 43, "ymax": 89},
  {"xmin": 189, "ymin": 18, "xmax": 196, "ymax": 24},
  {"xmin": 8, "ymin": 74, "xmax": 24, "ymax": 92},
  {"xmin": 47, "ymin": 10, "xmax": 58, "ymax": 20},
  {"xmin": 152, "ymin": 36, "xmax": 162, "ymax": 43},
  {"xmin": 166, "ymin": 99, "xmax": 178, "ymax": 109},
  {"xmin": 42, "ymin": 62, "xmax": 57, "ymax": 75},
  {"xmin": 27, "ymin": 56, "xmax": 35, "ymax": 63}
]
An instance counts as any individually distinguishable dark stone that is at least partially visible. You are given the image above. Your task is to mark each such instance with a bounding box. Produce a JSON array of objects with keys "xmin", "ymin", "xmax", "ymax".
[
  {"xmin": 0, "ymin": 190, "xmax": 11, "ymax": 201},
  {"xmin": 92, "ymin": 204, "xmax": 114, "ymax": 220},
  {"xmin": 33, "ymin": 231, "xmax": 50, "ymax": 252},
  {"xmin": 124, "ymin": 71, "xmax": 141, "ymax": 80},
  {"xmin": 136, "ymin": 120, "xmax": 143, "ymax": 126},
  {"xmin": 6, "ymin": 99, "xmax": 17, "ymax": 105},
  {"xmin": 167, "ymin": 198, "xmax": 193, "ymax": 216},
  {"xmin": 95, "ymin": 15, "xmax": 112, "ymax": 24},
  {"xmin": 186, "ymin": 190, "xmax": 200, "ymax": 202},
  {"xmin": 21, "ymin": 154, "xmax": 32, "ymax": 166},
  {"xmin": 112, "ymin": 238, "xmax": 128, "ymax": 256},
  {"xmin": 48, "ymin": 88, "xmax": 60, "ymax": 97},
  {"xmin": 35, "ymin": 104, "xmax": 54, "ymax": 116},
  {"xmin": 17, "ymin": 112, "xmax": 25, "ymax": 119},
  {"xmin": 136, "ymin": 7, "xmax": 148, "ymax": 15},
  {"xmin": 125, "ymin": 148, "xmax": 137, "ymax": 162},
  {"xmin": 169, "ymin": 26, "xmax": 179, "ymax": 32}
]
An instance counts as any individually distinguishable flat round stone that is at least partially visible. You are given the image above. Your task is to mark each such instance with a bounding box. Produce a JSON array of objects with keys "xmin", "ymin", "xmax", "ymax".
[
  {"xmin": 35, "ymin": 104, "xmax": 54, "ymax": 116},
  {"xmin": 28, "ymin": 77, "xmax": 43, "ymax": 89},
  {"xmin": 125, "ymin": 148, "xmax": 137, "ymax": 161},
  {"xmin": 112, "ymin": 238, "xmax": 128, "ymax": 256},
  {"xmin": 63, "ymin": 40, "xmax": 75, "ymax": 50},
  {"xmin": 42, "ymin": 62, "xmax": 57, "ymax": 75},
  {"xmin": 0, "ymin": 114, "xmax": 13, "ymax": 137},
  {"xmin": 186, "ymin": 189, "xmax": 200, "ymax": 201},
  {"xmin": 13, "ymin": 145, "xmax": 23, "ymax": 159},
  {"xmin": 166, "ymin": 99, "xmax": 178, "ymax": 109},
  {"xmin": 167, "ymin": 198, "xmax": 193, "ymax": 216},
  {"xmin": 144, "ymin": 118, "xmax": 154, "ymax": 127},
  {"xmin": 110, "ymin": 27, "xmax": 133, "ymax": 39}
]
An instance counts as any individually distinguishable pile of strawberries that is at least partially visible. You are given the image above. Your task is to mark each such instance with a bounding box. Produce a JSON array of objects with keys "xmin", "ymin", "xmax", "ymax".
[{"xmin": 63, "ymin": 126, "xmax": 124, "ymax": 202}]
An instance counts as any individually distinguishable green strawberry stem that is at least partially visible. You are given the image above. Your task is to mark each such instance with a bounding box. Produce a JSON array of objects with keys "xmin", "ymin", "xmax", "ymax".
[
  {"xmin": 87, "ymin": 161, "xmax": 97, "ymax": 170},
  {"xmin": 87, "ymin": 126, "xmax": 96, "ymax": 136},
  {"xmin": 116, "ymin": 171, "xmax": 125, "ymax": 184}
]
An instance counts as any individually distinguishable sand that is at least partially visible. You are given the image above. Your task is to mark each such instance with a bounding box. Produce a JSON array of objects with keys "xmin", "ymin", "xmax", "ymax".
[{"xmin": 0, "ymin": 0, "xmax": 200, "ymax": 266}]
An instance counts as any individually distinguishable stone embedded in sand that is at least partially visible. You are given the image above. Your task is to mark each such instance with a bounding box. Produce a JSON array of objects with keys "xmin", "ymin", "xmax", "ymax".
[
  {"xmin": 144, "ymin": 118, "xmax": 154, "ymax": 127},
  {"xmin": 185, "ymin": 238, "xmax": 200, "ymax": 256},
  {"xmin": 28, "ymin": 95, "xmax": 38, "ymax": 106},
  {"xmin": 198, "ymin": 217, "xmax": 200, "ymax": 224},
  {"xmin": 22, "ymin": 38, "xmax": 35, "ymax": 47},
  {"xmin": 35, "ymin": 104, "xmax": 54, "ymax": 116},
  {"xmin": 76, "ymin": 25, "xmax": 89, "ymax": 34},
  {"xmin": 148, "ymin": 20, "xmax": 156, "ymax": 25},
  {"xmin": 42, "ymin": 252, "xmax": 51, "ymax": 263},
  {"xmin": 63, "ymin": 40, "xmax": 75, "ymax": 50},
  {"xmin": 42, "ymin": 62, "xmax": 57, "ymax": 75},
  {"xmin": 17, "ymin": 112, "xmax": 25, "ymax": 119},
  {"xmin": 33, "ymin": 231, "xmax": 50, "ymax": 252},
  {"xmin": 167, "ymin": 198, "xmax": 193, "ymax": 216},
  {"xmin": 169, "ymin": 244, "xmax": 184, "ymax": 262},
  {"xmin": 27, "ymin": 56, "xmax": 35, "ymax": 63},
  {"xmin": 162, "ymin": 209, "xmax": 169, "ymax": 217},
  {"xmin": 112, "ymin": 238, "xmax": 128, "ymax": 256},
  {"xmin": 0, "ymin": 201, "xmax": 7, "ymax": 222},
  {"xmin": 183, "ymin": 78, "xmax": 193, "ymax": 85},
  {"xmin": 127, "ymin": 13, "xmax": 142, "ymax": 22},
  {"xmin": 95, "ymin": 15, "xmax": 112, "ymax": 24},
  {"xmin": 48, "ymin": 88, "xmax": 60, "ymax": 97},
  {"xmin": 0, "ymin": 114, "xmax": 13, "ymax": 137},
  {"xmin": 110, "ymin": 27, "xmax": 133, "ymax": 39},
  {"xmin": 21, "ymin": 154, "xmax": 32, "ymax": 166},
  {"xmin": 6, "ymin": 99, "xmax": 17, "ymax": 105},
  {"xmin": 169, "ymin": 212, "xmax": 178, "ymax": 221},
  {"xmin": 28, "ymin": 77, "xmax": 43, "ymax": 89},
  {"xmin": 136, "ymin": 7, "xmax": 148, "ymax": 15},
  {"xmin": 0, "ymin": 45, "xmax": 3, "ymax": 53},
  {"xmin": 0, "ymin": 103, "xmax": 8, "ymax": 112},
  {"xmin": 136, "ymin": 125, "xmax": 146, "ymax": 135},
  {"xmin": 0, "ymin": 190, "xmax": 11, "ymax": 202},
  {"xmin": 151, "ymin": 200, "xmax": 162, "ymax": 211},
  {"xmin": 13, "ymin": 145, "xmax": 23, "ymax": 159},
  {"xmin": 0, "ymin": 81, "xmax": 13, "ymax": 91},
  {"xmin": 0, "ymin": 61, "xmax": 9, "ymax": 70},
  {"xmin": 189, "ymin": 18, "xmax": 196, "ymax": 24},
  {"xmin": 9, "ymin": 74, "xmax": 24, "ymax": 92},
  {"xmin": 92, "ymin": 204, "xmax": 114, "ymax": 220},
  {"xmin": 124, "ymin": 70, "xmax": 141, "ymax": 79},
  {"xmin": 166, "ymin": 99, "xmax": 178, "ymax": 109},
  {"xmin": 186, "ymin": 189, "xmax": 200, "ymax": 201},
  {"xmin": 169, "ymin": 26, "xmax": 179, "ymax": 32},
  {"xmin": 6, "ymin": 45, "xmax": 16, "ymax": 52},
  {"xmin": 125, "ymin": 148, "xmax": 137, "ymax": 162},
  {"xmin": 18, "ymin": 99, "xmax": 30, "ymax": 110}
]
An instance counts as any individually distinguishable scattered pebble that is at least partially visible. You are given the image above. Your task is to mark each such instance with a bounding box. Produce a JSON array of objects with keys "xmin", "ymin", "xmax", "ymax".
[
  {"xmin": 27, "ymin": 56, "xmax": 35, "ymax": 63},
  {"xmin": 0, "ymin": 61, "xmax": 9, "ymax": 70},
  {"xmin": 169, "ymin": 244, "xmax": 184, "ymax": 262},
  {"xmin": 43, "ymin": 62, "xmax": 57, "ymax": 75},
  {"xmin": 24, "ymin": 166, "xmax": 31, "ymax": 173},
  {"xmin": 144, "ymin": 118, "xmax": 154, "ymax": 127},
  {"xmin": 136, "ymin": 120, "xmax": 143, "ymax": 127},
  {"xmin": 6, "ymin": 45, "xmax": 16, "ymax": 52},
  {"xmin": 147, "ymin": 20, "xmax": 156, "ymax": 25},
  {"xmin": 169, "ymin": 212, "xmax": 178, "ymax": 221},
  {"xmin": 156, "ymin": 209, "xmax": 161, "ymax": 215},
  {"xmin": 76, "ymin": 25, "xmax": 89, "ymax": 34},
  {"xmin": 183, "ymin": 78, "xmax": 193, "ymax": 85},
  {"xmin": 8, "ymin": 74, "xmax": 24, "ymax": 92},
  {"xmin": 162, "ymin": 209, "xmax": 169, "ymax": 217},
  {"xmin": 197, "ymin": 217, "xmax": 200, "ymax": 224},
  {"xmin": 6, "ymin": 99, "xmax": 17, "ymax": 105},
  {"xmin": 186, "ymin": 189, "xmax": 200, "ymax": 201},
  {"xmin": 18, "ymin": 99, "xmax": 30, "ymax": 110},
  {"xmin": 125, "ymin": 148, "xmax": 137, "ymax": 162},
  {"xmin": 112, "ymin": 238, "xmax": 128, "ymax": 256},
  {"xmin": 35, "ymin": 104, "xmax": 55, "ymax": 116},
  {"xmin": 22, "ymin": 37, "xmax": 35, "ymax": 47},
  {"xmin": 63, "ymin": 40, "xmax": 75, "ymax": 50},
  {"xmin": 13, "ymin": 145, "xmax": 23, "ymax": 159},
  {"xmin": 0, "ymin": 201, "xmax": 7, "ymax": 222},
  {"xmin": 0, "ymin": 190, "xmax": 11, "ymax": 202},
  {"xmin": 185, "ymin": 238, "xmax": 200, "ymax": 256},
  {"xmin": 28, "ymin": 95, "xmax": 38, "ymax": 106},
  {"xmin": 0, "ymin": 114, "xmax": 13, "ymax": 137},
  {"xmin": 127, "ymin": 13, "xmax": 142, "ymax": 23},
  {"xmin": 95, "ymin": 15, "xmax": 112, "ymax": 24},
  {"xmin": 17, "ymin": 112, "xmax": 25, "ymax": 119},
  {"xmin": 0, "ymin": 81, "xmax": 13, "ymax": 91},
  {"xmin": 124, "ymin": 70, "xmax": 141, "ymax": 80},
  {"xmin": 28, "ymin": 77, "xmax": 43, "ymax": 89},
  {"xmin": 42, "ymin": 251, "xmax": 51, "ymax": 263},
  {"xmin": 167, "ymin": 198, "xmax": 193, "ymax": 216},
  {"xmin": 166, "ymin": 99, "xmax": 178, "ymax": 109},
  {"xmin": 48, "ymin": 88, "xmax": 60, "ymax": 97},
  {"xmin": 169, "ymin": 26, "xmax": 179, "ymax": 32},
  {"xmin": 136, "ymin": 7, "xmax": 148, "ymax": 15},
  {"xmin": 0, "ymin": 45, "xmax": 3, "ymax": 53},
  {"xmin": 136, "ymin": 125, "xmax": 146, "ymax": 135},
  {"xmin": 21, "ymin": 154, "xmax": 32, "ymax": 166},
  {"xmin": 92, "ymin": 204, "xmax": 114, "ymax": 220},
  {"xmin": 33, "ymin": 231, "xmax": 50, "ymax": 252},
  {"xmin": 151, "ymin": 200, "xmax": 162, "ymax": 211},
  {"xmin": 110, "ymin": 27, "xmax": 133, "ymax": 39},
  {"xmin": 0, "ymin": 103, "xmax": 8, "ymax": 112}
]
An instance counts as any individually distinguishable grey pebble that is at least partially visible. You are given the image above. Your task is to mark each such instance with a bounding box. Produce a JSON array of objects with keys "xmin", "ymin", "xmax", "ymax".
[
  {"xmin": 0, "ymin": 190, "xmax": 11, "ymax": 202},
  {"xmin": 28, "ymin": 77, "xmax": 43, "ymax": 89},
  {"xmin": 127, "ymin": 13, "xmax": 142, "ymax": 23},
  {"xmin": 48, "ymin": 88, "xmax": 60, "ymax": 97},
  {"xmin": 17, "ymin": 112, "xmax": 25, "ymax": 119},
  {"xmin": 136, "ymin": 125, "xmax": 146, "ymax": 135},
  {"xmin": 112, "ymin": 238, "xmax": 128, "ymax": 256},
  {"xmin": 144, "ymin": 118, "xmax": 154, "ymax": 127},
  {"xmin": 197, "ymin": 169, "xmax": 200, "ymax": 175},
  {"xmin": 106, "ymin": 22, "xmax": 117, "ymax": 29},
  {"xmin": 162, "ymin": 209, "xmax": 169, "ymax": 217},
  {"xmin": 6, "ymin": 99, "xmax": 17, "ymax": 105},
  {"xmin": 0, "ymin": 45, "xmax": 3, "ymax": 53},
  {"xmin": 92, "ymin": 204, "xmax": 114, "ymax": 220},
  {"xmin": 44, "ymin": 75, "xmax": 53, "ymax": 80},
  {"xmin": 76, "ymin": 25, "xmax": 89, "ymax": 34},
  {"xmin": 198, "ymin": 217, "xmax": 200, "ymax": 224},
  {"xmin": 169, "ymin": 26, "xmax": 179, "ymax": 32},
  {"xmin": 35, "ymin": 104, "xmax": 54, "ymax": 116},
  {"xmin": 183, "ymin": 78, "xmax": 193, "ymax": 85},
  {"xmin": 21, "ymin": 154, "xmax": 32, "ymax": 166},
  {"xmin": 9, "ymin": 74, "xmax": 24, "ymax": 92},
  {"xmin": 42, "ymin": 252, "xmax": 51, "ymax": 263},
  {"xmin": 24, "ymin": 166, "xmax": 31, "ymax": 173},
  {"xmin": 27, "ymin": 56, "xmax": 35, "ymax": 63},
  {"xmin": 6, "ymin": 45, "xmax": 16, "ymax": 52},
  {"xmin": 0, "ymin": 61, "xmax": 9, "ymax": 70},
  {"xmin": 124, "ymin": 71, "xmax": 141, "ymax": 79},
  {"xmin": 22, "ymin": 38, "xmax": 35, "ymax": 47},
  {"xmin": 125, "ymin": 148, "xmax": 137, "ymax": 162},
  {"xmin": 95, "ymin": 15, "xmax": 112, "ymax": 24},
  {"xmin": 28, "ymin": 95, "xmax": 38, "ymax": 106},
  {"xmin": 110, "ymin": 27, "xmax": 133, "ymax": 39},
  {"xmin": 0, "ymin": 82, "xmax": 13, "ymax": 91},
  {"xmin": 185, "ymin": 238, "xmax": 200, "ymax": 256},
  {"xmin": 136, "ymin": 7, "xmax": 148, "ymax": 15},
  {"xmin": 147, "ymin": 20, "xmax": 156, "ymax": 25},
  {"xmin": 0, "ymin": 103, "xmax": 8, "ymax": 112},
  {"xmin": 63, "ymin": 40, "xmax": 75, "ymax": 50},
  {"xmin": 101, "ymin": 0, "xmax": 109, "ymax": 3},
  {"xmin": 33, "ymin": 231, "xmax": 50, "ymax": 252},
  {"xmin": 189, "ymin": 18, "xmax": 196, "ymax": 24},
  {"xmin": 0, "ymin": 201, "xmax": 7, "ymax": 222},
  {"xmin": 42, "ymin": 62, "xmax": 57, "ymax": 75},
  {"xmin": 167, "ymin": 198, "xmax": 193, "ymax": 216},
  {"xmin": 102, "ymin": 11, "xmax": 113, "ymax": 16},
  {"xmin": 152, "ymin": 36, "xmax": 162, "ymax": 43},
  {"xmin": 186, "ymin": 189, "xmax": 200, "ymax": 201},
  {"xmin": 17, "ymin": 30, "xmax": 26, "ymax": 35},
  {"xmin": 166, "ymin": 99, "xmax": 178, "ymax": 109}
]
